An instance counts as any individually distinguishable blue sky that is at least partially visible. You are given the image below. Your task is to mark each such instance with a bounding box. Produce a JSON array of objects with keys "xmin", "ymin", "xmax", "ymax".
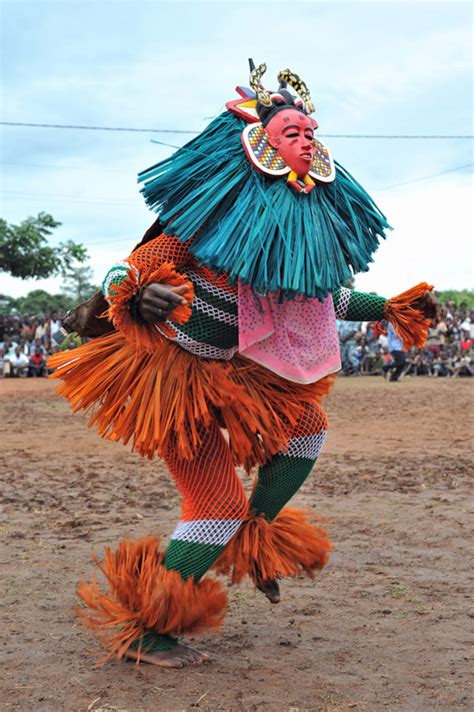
[{"xmin": 1, "ymin": 0, "xmax": 472, "ymax": 298}]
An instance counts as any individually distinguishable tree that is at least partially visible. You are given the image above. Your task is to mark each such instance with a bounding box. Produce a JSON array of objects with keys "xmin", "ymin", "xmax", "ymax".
[
  {"xmin": 0, "ymin": 212, "xmax": 87, "ymax": 279},
  {"xmin": 62, "ymin": 264, "xmax": 98, "ymax": 303},
  {"xmin": 0, "ymin": 293, "xmax": 18, "ymax": 312},
  {"xmin": 436, "ymin": 289, "xmax": 474, "ymax": 310},
  {"xmin": 16, "ymin": 289, "xmax": 75, "ymax": 315}
]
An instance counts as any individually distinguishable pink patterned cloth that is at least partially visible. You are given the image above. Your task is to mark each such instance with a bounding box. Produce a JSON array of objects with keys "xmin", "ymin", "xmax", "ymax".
[{"xmin": 238, "ymin": 282, "xmax": 341, "ymax": 384}]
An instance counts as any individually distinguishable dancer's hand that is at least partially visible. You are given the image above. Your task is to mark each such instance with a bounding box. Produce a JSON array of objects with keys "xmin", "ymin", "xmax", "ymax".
[
  {"xmin": 137, "ymin": 283, "xmax": 189, "ymax": 322},
  {"xmin": 412, "ymin": 290, "xmax": 441, "ymax": 326}
]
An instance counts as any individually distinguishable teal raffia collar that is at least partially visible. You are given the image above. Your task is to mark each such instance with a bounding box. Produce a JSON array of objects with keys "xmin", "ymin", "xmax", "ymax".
[{"xmin": 138, "ymin": 111, "xmax": 390, "ymax": 300}]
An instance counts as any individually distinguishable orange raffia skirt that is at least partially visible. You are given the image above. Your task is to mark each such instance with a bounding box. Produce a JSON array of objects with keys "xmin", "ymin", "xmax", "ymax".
[{"xmin": 49, "ymin": 330, "xmax": 335, "ymax": 470}]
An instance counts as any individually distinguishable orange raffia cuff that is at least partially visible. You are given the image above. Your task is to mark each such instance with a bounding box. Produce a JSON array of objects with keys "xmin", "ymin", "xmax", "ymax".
[
  {"xmin": 214, "ymin": 507, "xmax": 332, "ymax": 584},
  {"xmin": 107, "ymin": 261, "xmax": 195, "ymax": 352},
  {"xmin": 76, "ymin": 536, "xmax": 227, "ymax": 663},
  {"xmin": 384, "ymin": 282, "xmax": 434, "ymax": 350}
]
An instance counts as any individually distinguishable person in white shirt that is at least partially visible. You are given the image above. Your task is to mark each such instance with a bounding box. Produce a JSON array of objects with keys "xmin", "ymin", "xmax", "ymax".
[{"xmin": 5, "ymin": 346, "xmax": 29, "ymax": 377}]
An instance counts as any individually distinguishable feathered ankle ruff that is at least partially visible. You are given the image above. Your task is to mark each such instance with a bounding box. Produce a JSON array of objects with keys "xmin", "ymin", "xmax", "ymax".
[{"xmin": 76, "ymin": 536, "xmax": 227, "ymax": 663}]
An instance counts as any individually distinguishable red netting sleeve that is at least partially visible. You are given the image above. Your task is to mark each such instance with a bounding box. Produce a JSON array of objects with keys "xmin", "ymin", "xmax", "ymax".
[{"xmin": 126, "ymin": 232, "xmax": 193, "ymax": 272}]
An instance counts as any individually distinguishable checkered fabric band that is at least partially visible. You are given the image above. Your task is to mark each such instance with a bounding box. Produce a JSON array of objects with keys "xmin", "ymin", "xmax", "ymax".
[
  {"xmin": 333, "ymin": 287, "xmax": 351, "ymax": 319},
  {"xmin": 101, "ymin": 261, "xmax": 138, "ymax": 303},
  {"xmin": 283, "ymin": 431, "xmax": 328, "ymax": 459},
  {"xmin": 187, "ymin": 270, "xmax": 238, "ymax": 304},
  {"xmin": 157, "ymin": 324, "xmax": 238, "ymax": 360},
  {"xmin": 171, "ymin": 519, "xmax": 242, "ymax": 547}
]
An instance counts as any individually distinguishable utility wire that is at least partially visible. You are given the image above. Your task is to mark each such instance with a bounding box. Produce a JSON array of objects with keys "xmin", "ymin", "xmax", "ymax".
[
  {"xmin": 379, "ymin": 162, "xmax": 474, "ymax": 191},
  {"xmin": 1, "ymin": 121, "xmax": 473, "ymax": 139},
  {"xmin": 2, "ymin": 161, "xmax": 472, "ymax": 215},
  {"xmin": 0, "ymin": 121, "xmax": 199, "ymax": 135}
]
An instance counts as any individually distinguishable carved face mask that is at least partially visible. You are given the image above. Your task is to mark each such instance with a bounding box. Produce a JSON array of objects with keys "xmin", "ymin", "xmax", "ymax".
[
  {"xmin": 228, "ymin": 62, "xmax": 335, "ymax": 193},
  {"xmin": 265, "ymin": 109, "xmax": 318, "ymax": 180}
]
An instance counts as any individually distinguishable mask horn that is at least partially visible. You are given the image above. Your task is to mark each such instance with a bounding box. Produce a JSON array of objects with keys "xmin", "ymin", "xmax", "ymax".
[
  {"xmin": 249, "ymin": 61, "xmax": 272, "ymax": 107},
  {"xmin": 277, "ymin": 69, "xmax": 315, "ymax": 113}
]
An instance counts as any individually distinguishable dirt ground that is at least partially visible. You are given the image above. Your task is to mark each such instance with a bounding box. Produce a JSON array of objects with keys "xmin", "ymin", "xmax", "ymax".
[{"xmin": 1, "ymin": 376, "xmax": 473, "ymax": 712}]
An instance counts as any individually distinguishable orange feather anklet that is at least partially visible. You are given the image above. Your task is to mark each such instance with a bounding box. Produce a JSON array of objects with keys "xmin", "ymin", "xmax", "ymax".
[
  {"xmin": 76, "ymin": 536, "xmax": 227, "ymax": 663},
  {"xmin": 213, "ymin": 507, "xmax": 333, "ymax": 584}
]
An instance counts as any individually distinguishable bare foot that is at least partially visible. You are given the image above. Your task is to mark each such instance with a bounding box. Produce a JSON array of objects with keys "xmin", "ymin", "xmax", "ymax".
[
  {"xmin": 256, "ymin": 576, "xmax": 281, "ymax": 604},
  {"xmin": 124, "ymin": 642, "xmax": 209, "ymax": 668}
]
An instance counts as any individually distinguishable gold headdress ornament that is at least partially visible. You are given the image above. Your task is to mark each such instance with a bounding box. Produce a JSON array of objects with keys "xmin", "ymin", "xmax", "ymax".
[
  {"xmin": 248, "ymin": 59, "xmax": 316, "ymax": 115},
  {"xmin": 277, "ymin": 69, "xmax": 316, "ymax": 114},
  {"xmin": 249, "ymin": 62, "xmax": 272, "ymax": 107}
]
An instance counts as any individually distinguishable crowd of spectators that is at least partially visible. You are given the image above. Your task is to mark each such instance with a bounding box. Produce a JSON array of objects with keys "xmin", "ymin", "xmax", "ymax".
[
  {"xmin": 337, "ymin": 299, "xmax": 474, "ymax": 380},
  {"xmin": 0, "ymin": 313, "xmax": 80, "ymax": 378},
  {"xmin": 1, "ymin": 299, "xmax": 473, "ymax": 381}
]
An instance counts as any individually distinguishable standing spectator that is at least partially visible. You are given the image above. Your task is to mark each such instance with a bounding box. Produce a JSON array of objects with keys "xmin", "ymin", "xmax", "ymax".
[
  {"xmin": 34, "ymin": 316, "xmax": 47, "ymax": 342},
  {"xmin": 47, "ymin": 311, "xmax": 62, "ymax": 346},
  {"xmin": 382, "ymin": 322, "xmax": 406, "ymax": 382},
  {"xmin": 21, "ymin": 317, "xmax": 35, "ymax": 342},
  {"xmin": 5, "ymin": 345, "xmax": 29, "ymax": 377},
  {"xmin": 28, "ymin": 345, "xmax": 47, "ymax": 377}
]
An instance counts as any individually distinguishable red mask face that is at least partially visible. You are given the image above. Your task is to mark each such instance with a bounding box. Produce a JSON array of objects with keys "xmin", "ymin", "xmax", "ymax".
[{"xmin": 265, "ymin": 109, "xmax": 318, "ymax": 179}]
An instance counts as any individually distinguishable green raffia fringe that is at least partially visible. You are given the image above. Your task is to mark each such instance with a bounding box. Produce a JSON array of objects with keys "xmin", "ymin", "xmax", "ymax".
[{"xmin": 138, "ymin": 112, "xmax": 390, "ymax": 300}]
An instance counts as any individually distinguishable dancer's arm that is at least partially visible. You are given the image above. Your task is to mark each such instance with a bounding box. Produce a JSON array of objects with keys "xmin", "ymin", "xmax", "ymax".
[
  {"xmin": 333, "ymin": 285, "xmax": 440, "ymax": 350},
  {"xmin": 101, "ymin": 232, "xmax": 195, "ymax": 349},
  {"xmin": 101, "ymin": 232, "xmax": 192, "ymax": 306}
]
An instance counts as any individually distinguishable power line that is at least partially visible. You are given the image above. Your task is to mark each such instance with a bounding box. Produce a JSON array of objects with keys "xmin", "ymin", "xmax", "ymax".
[
  {"xmin": 2, "ymin": 160, "xmax": 472, "ymax": 213},
  {"xmin": 1, "ymin": 121, "xmax": 473, "ymax": 139},
  {"xmin": 1, "ymin": 161, "xmax": 130, "ymax": 174},
  {"xmin": 379, "ymin": 162, "xmax": 474, "ymax": 191},
  {"xmin": 0, "ymin": 121, "xmax": 199, "ymax": 135}
]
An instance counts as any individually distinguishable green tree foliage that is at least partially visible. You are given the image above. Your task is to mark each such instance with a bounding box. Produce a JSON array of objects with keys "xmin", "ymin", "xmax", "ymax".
[
  {"xmin": 16, "ymin": 290, "xmax": 75, "ymax": 315},
  {"xmin": 0, "ymin": 212, "xmax": 87, "ymax": 279},
  {"xmin": 436, "ymin": 289, "xmax": 474, "ymax": 309},
  {"xmin": 62, "ymin": 264, "xmax": 98, "ymax": 303},
  {"xmin": 0, "ymin": 293, "xmax": 18, "ymax": 311}
]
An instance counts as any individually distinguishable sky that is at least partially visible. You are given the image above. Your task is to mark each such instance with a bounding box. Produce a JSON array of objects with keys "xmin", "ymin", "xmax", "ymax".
[{"xmin": 1, "ymin": 0, "xmax": 473, "ymax": 299}]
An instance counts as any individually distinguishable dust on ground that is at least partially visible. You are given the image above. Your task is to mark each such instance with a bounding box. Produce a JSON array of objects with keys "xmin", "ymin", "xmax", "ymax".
[{"xmin": 1, "ymin": 376, "xmax": 473, "ymax": 712}]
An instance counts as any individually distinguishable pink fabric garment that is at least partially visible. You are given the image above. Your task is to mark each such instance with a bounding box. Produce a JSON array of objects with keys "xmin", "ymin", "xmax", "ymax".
[{"xmin": 238, "ymin": 282, "xmax": 341, "ymax": 384}]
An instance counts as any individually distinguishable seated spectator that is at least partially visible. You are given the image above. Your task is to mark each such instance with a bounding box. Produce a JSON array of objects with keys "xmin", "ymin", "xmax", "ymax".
[
  {"xmin": 361, "ymin": 344, "xmax": 386, "ymax": 375},
  {"xmin": 5, "ymin": 345, "xmax": 29, "ymax": 377},
  {"xmin": 0, "ymin": 336, "xmax": 18, "ymax": 356},
  {"xmin": 452, "ymin": 347, "xmax": 473, "ymax": 377},
  {"xmin": 0, "ymin": 347, "xmax": 7, "ymax": 377},
  {"xmin": 338, "ymin": 320, "xmax": 362, "ymax": 375},
  {"xmin": 32, "ymin": 337, "xmax": 47, "ymax": 355},
  {"xmin": 28, "ymin": 345, "xmax": 47, "ymax": 377}
]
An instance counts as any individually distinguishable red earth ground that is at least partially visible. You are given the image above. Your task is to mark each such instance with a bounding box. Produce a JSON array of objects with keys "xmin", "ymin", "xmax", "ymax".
[{"xmin": 1, "ymin": 376, "xmax": 473, "ymax": 711}]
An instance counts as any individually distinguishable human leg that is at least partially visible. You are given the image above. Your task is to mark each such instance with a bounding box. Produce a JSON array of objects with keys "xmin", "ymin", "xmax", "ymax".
[
  {"xmin": 250, "ymin": 402, "xmax": 328, "ymax": 521},
  {"xmin": 215, "ymin": 402, "xmax": 332, "ymax": 593},
  {"xmin": 389, "ymin": 350, "xmax": 406, "ymax": 381},
  {"xmin": 163, "ymin": 419, "xmax": 249, "ymax": 582},
  {"xmin": 77, "ymin": 418, "xmax": 248, "ymax": 667}
]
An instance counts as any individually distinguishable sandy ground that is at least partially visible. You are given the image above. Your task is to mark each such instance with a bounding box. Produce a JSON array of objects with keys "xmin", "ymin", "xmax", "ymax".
[{"xmin": 0, "ymin": 376, "xmax": 473, "ymax": 712}]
